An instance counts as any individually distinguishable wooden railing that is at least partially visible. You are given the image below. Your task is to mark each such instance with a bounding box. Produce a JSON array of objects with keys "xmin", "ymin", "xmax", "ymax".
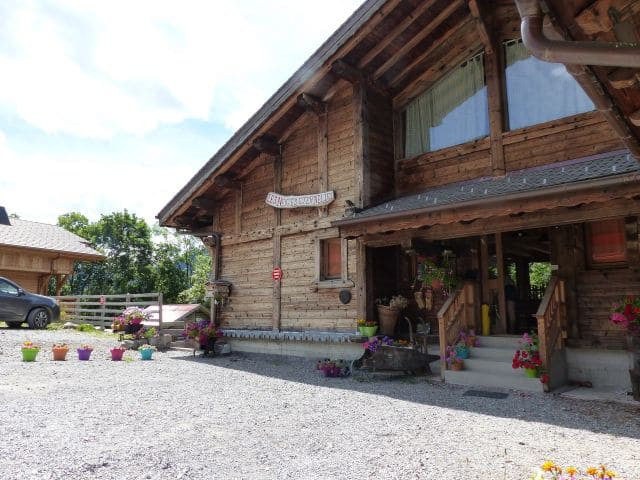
[
  {"xmin": 437, "ymin": 282, "xmax": 475, "ymax": 378},
  {"xmin": 54, "ymin": 292, "xmax": 163, "ymax": 329},
  {"xmin": 535, "ymin": 276, "xmax": 566, "ymax": 392}
]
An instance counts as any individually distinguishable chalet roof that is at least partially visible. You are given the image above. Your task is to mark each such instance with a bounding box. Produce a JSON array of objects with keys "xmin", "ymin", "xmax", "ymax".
[
  {"xmin": 0, "ymin": 218, "xmax": 104, "ymax": 260},
  {"xmin": 334, "ymin": 150, "xmax": 640, "ymax": 226}
]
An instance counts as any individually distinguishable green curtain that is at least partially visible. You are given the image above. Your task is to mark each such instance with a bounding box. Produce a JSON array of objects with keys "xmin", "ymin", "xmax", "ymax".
[
  {"xmin": 505, "ymin": 39, "xmax": 530, "ymax": 67},
  {"xmin": 405, "ymin": 53, "xmax": 486, "ymax": 157}
]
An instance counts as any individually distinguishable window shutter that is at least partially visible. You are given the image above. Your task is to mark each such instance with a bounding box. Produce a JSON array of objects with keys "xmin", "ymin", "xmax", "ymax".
[{"xmin": 589, "ymin": 219, "xmax": 627, "ymax": 264}]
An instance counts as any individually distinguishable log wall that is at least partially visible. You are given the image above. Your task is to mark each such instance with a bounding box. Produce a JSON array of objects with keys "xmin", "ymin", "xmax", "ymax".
[{"xmin": 217, "ymin": 85, "xmax": 360, "ymax": 331}]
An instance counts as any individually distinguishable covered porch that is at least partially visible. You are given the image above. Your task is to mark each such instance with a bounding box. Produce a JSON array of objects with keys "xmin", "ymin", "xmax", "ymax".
[{"xmin": 335, "ymin": 151, "xmax": 640, "ymax": 393}]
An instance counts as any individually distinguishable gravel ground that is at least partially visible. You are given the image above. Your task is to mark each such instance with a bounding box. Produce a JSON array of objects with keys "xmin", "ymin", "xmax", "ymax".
[{"xmin": 1, "ymin": 328, "xmax": 639, "ymax": 480}]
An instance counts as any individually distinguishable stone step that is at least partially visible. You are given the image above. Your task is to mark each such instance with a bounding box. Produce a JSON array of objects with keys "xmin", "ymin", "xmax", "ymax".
[
  {"xmin": 462, "ymin": 358, "xmax": 518, "ymax": 376},
  {"xmin": 475, "ymin": 335, "xmax": 521, "ymax": 350},
  {"xmin": 444, "ymin": 369, "xmax": 543, "ymax": 393},
  {"xmin": 468, "ymin": 346, "xmax": 515, "ymax": 362}
]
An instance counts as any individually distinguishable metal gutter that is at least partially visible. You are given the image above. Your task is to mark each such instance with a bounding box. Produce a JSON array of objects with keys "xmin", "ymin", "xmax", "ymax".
[
  {"xmin": 332, "ymin": 171, "xmax": 640, "ymax": 228},
  {"xmin": 515, "ymin": 0, "xmax": 640, "ymax": 67},
  {"xmin": 157, "ymin": 0, "xmax": 388, "ymax": 225}
]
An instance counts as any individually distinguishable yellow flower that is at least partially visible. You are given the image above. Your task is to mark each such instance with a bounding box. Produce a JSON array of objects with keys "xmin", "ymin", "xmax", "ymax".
[
  {"xmin": 541, "ymin": 461, "xmax": 556, "ymax": 472},
  {"xmin": 566, "ymin": 466, "xmax": 578, "ymax": 476},
  {"xmin": 586, "ymin": 467, "xmax": 598, "ymax": 476},
  {"xmin": 605, "ymin": 470, "xmax": 616, "ymax": 478}
]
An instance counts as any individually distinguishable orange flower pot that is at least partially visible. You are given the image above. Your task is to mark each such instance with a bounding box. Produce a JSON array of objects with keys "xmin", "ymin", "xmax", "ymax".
[
  {"xmin": 52, "ymin": 347, "xmax": 69, "ymax": 361},
  {"xmin": 450, "ymin": 361, "xmax": 464, "ymax": 371}
]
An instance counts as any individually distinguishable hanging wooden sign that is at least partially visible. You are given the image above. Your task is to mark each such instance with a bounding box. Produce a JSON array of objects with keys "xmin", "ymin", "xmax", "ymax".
[{"xmin": 265, "ymin": 191, "xmax": 334, "ymax": 209}]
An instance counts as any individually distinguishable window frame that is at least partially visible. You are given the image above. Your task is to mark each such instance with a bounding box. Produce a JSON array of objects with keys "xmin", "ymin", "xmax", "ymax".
[
  {"xmin": 398, "ymin": 50, "xmax": 490, "ymax": 160},
  {"xmin": 585, "ymin": 218, "xmax": 628, "ymax": 269},
  {"xmin": 314, "ymin": 231, "xmax": 353, "ymax": 289}
]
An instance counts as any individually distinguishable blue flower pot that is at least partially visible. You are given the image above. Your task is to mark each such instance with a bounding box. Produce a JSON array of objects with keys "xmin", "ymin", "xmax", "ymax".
[
  {"xmin": 455, "ymin": 345, "xmax": 469, "ymax": 359},
  {"xmin": 140, "ymin": 349, "xmax": 154, "ymax": 361}
]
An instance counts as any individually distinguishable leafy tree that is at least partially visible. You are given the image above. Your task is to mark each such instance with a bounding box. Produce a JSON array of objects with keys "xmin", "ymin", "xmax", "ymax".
[
  {"xmin": 177, "ymin": 253, "xmax": 212, "ymax": 304},
  {"xmin": 529, "ymin": 262, "xmax": 551, "ymax": 288}
]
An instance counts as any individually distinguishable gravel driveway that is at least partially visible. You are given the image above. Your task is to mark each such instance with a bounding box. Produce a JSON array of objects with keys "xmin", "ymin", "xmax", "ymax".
[{"xmin": 1, "ymin": 328, "xmax": 639, "ymax": 480}]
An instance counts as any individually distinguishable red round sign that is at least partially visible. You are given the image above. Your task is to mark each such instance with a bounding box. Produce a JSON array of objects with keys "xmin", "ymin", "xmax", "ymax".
[{"xmin": 272, "ymin": 267, "xmax": 283, "ymax": 281}]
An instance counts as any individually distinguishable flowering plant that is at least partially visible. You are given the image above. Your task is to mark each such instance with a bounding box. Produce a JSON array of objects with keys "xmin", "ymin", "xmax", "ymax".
[
  {"xmin": 138, "ymin": 344, "xmax": 156, "ymax": 351},
  {"xmin": 52, "ymin": 343, "xmax": 68, "ymax": 349},
  {"xmin": 356, "ymin": 318, "xmax": 377, "ymax": 327},
  {"xmin": 611, "ymin": 296, "xmax": 640, "ymax": 335},
  {"xmin": 530, "ymin": 461, "xmax": 617, "ymax": 479},
  {"xmin": 184, "ymin": 320, "xmax": 222, "ymax": 345},
  {"xmin": 22, "ymin": 341, "xmax": 40, "ymax": 350},
  {"xmin": 512, "ymin": 332, "xmax": 542, "ymax": 370},
  {"xmin": 376, "ymin": 295, "xmax": 408, "ymax": 310},
  {"xmin": 444, "ymin": 346, "xmax": 464, "ymax": 368},
  {"xmin": 363, "ymin": 336, "xmax": 393, "ymax": 352},
  {"xmin": 316, "ymin": 359, "xmax": 349, "ymax": 377},
  {"xmin": 78, "ymin": 344, "xmax": 93, "ymax": 351},
  {"xmin": 115, "ymin": 307, "xmax": 150, "ymax": 326},
  {"xmin": 111, "ymin": 344, "xmax": 126, "ymax": 352}
]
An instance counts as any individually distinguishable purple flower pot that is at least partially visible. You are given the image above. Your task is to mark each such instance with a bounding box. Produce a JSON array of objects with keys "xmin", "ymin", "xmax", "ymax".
[{"xmin": 77, "ymin": 348, "xmax": 93, "ymax": 361}]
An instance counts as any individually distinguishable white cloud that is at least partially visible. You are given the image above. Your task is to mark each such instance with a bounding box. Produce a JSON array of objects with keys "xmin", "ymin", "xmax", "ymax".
[{"xmin": 0, "ymin": 0, "xmax": 362, "ymax": 138}]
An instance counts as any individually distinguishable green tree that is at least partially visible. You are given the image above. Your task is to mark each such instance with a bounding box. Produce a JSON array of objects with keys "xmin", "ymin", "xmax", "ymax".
[
  {"xmin": 529, "ymin": 262, "xmax": 552, "ymax": 288},
  {"xmin": 178, "ymin": 253, "xmax": 212, "ymax": 304}
]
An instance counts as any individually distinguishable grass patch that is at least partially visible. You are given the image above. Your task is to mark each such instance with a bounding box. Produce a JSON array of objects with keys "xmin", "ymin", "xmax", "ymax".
[{"xmin": 46, "ymin": 322, "xmax": 117, "ymax": 338}]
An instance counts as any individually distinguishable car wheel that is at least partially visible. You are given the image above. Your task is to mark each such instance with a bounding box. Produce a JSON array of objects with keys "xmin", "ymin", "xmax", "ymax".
[
  {"xmin": 27, "ymin": 308, "xmax": 50, "ymax": 329},
  {"xmin": 6, "ymin": 321, "xmax": 22, "ymax": 328}
]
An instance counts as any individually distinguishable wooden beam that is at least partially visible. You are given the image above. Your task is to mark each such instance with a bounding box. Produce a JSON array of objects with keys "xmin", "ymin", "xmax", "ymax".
[
  {"xmin": 272, "ymin": 233, "xmax": 282, "ymax": 331},
  {"xmin": 297, "ymin": 93, "xmax": 327, "ymax": 116},
  {"xmin": 213, "ymin": 174, "xmax": 242, "ymax": 190},
  {"xmin": 253, "ymin": 135, "xmax": 280, "ymax": 156},
  {"xmin": 629, "ymin": 108, "xmax": 640, "ymax": 127},
  {"xmin": 353, "ymin": 82, "xmax": 370, "ymax": 208},
  {"xmin": 317, "ymin": 110, "xmax": 329, "ymax": 217},
  {"xmin": 468, "ymin": 0, "xmax": 493, "ymax": 54},
  {"xmin": 479, "ymin": 235, "xmax": 490, "ymax": 305},
  {"xmin": 607, "ymin": 68, "xmax": 638, "ymax": 89},
  {"xmin": 495, "ymin": 232, "xmax": 507, "ymax": 334},
  {"xmin": 331, "ymin": 59, "xmax": 363, "ymax": 84},
  {"xmin": 191, "ymin": 195, "xmax": 217, "ymax": 210},
  {"xmin": 235, "ymin": 187, "xmax": 242, "ymax": 235},
  {"xmin": 356, "ymin": 239, "xmax": 367, "ymax": 321},
  {"xmin": 373, "ymin": 0, "xmax": 465, "ymax": 80},
  {"xmin": 357, "ymin": 0, "xmax": 440, "ymax": 68},
  {"xmin": 485, "ymin": 46, "xmax": 505, "ymax": 175},
  {"xmin": 274, "ymin": 156, "xmax": 282, "ymax": 227}
]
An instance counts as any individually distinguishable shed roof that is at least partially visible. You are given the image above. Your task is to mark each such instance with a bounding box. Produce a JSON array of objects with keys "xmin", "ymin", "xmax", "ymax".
[
  {"xmin": 143, "ymin": 304, "xmax": 209, "ymax": 324},
  {"xmin": 0, "ymin": 218, "xmax": 104, "ymax": 260},
  {"xmin": 334, "ymin": 150, "xmax": 640, "ymax": 226}
]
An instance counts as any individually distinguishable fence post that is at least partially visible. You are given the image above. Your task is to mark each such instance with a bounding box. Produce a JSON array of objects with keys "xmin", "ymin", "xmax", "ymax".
[
  {"xmin": 157, "ymin": 292, "xmax": 163, "ymax": 331},
  {"xmin": 100, "ymin": 299, "xmax": 106, "ymax": 328},
  {"xmin": 125, "ymin": 293, "xmax": 131, "ymax": 307}
]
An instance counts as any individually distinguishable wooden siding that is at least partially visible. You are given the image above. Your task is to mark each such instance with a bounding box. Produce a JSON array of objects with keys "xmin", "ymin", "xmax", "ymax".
[
  {"xmin": 0, "ymin": 270, "xmax": 39, "ymax": 292},
  {"xmin": 367, "ymin": 88, "xmax": 395, "ymax": 203},
  {"xmin": 215, "ymin": 85, "xmax": 359, "ymax": 331}
]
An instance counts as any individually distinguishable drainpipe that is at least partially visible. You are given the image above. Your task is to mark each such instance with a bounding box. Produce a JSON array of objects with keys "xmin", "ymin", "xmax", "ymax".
[{"xmin": 515, "ymin": 0, "xmax": 640, "ymax": 67}]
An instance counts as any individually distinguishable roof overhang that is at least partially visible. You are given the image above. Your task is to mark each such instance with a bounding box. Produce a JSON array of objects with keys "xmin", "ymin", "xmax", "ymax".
[{"xmin": 0, "ymin": 243, "xmax": 105, "ymax": 262}]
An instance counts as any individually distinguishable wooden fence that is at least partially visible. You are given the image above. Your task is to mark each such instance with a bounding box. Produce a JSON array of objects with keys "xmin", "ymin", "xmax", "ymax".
[{"xmin": 54, "ymin": 293, "xmax": 163, "ymax": 330}]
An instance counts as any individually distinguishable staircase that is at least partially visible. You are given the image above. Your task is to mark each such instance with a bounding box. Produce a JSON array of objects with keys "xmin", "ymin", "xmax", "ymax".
[{"xmin": 444, "ymin": 336, "xmax": 544, "ymax": 393}]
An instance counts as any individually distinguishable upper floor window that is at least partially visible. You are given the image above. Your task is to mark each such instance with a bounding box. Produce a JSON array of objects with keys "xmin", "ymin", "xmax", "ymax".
[
  {"xmin": 404, "ymin": 53, "xmax": 489, "ymax": 157},
  {"xmin": 505, "ymin": 39, "xmax": 594, "ymax": 130}
]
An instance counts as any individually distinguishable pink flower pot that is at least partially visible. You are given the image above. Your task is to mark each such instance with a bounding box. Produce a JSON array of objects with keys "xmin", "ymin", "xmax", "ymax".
[{"xmin": 110, "ymin": 348, "xmax": 125, "ymax": 361}]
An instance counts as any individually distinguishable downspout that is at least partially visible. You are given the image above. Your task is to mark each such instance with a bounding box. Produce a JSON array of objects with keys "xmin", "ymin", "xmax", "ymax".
[
  {"xmin": 514, "ymin": 0, "xmax": 640, "ymax": 67},
  {"xmin": 514, "ymin": 0, "xmax": 640, "ymax": 158}
]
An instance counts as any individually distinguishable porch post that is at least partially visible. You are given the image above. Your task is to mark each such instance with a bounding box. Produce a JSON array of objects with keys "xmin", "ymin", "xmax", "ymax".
[{"xmin": 495, "ymin": 233, "xmax": 507, "ymax": 334}]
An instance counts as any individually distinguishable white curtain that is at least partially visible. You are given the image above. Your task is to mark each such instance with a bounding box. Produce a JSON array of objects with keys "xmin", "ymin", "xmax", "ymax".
[
  {"xmin": 405, "ymin": 54, "xmax": 489, "ymax": 157},
  {"xmin": 505, "ymin": 39, "xmax": 594, "ymax": 130}
]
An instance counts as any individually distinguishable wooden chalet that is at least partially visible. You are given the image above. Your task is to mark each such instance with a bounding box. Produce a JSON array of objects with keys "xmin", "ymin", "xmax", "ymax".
[
  {"xmin": 0, "ymin": 207, "xmax": 104, "ymax": 295},
  {"xmin": 159, "ymin": 0, "xmax": 640, "ymax": 393}
]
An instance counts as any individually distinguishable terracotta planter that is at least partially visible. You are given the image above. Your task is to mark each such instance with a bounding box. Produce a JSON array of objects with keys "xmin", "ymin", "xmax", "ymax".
[
  {"xmin": 450, "ymin": 361, "xmax": 463, "ymax": 371},
  {"xmin": 431, "ymin": 278, "xmax": 443, "ymax": 290},
  {"xmin": 377, "ymin": 305, "xmax": 399, "ymax": 336},
  {"xmin": 52, "ymin": 347, "xmax": 69, "ymax": 361}
]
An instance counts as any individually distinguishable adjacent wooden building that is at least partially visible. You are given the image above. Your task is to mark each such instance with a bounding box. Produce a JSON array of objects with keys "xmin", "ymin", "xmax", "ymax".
[
  {"xmin": 0, "ymin": 208, "xmax": 104, "ymax": 295},
  {"xmin": 159, "ymin": 0, "xmax": 640, "ymax": 392}
]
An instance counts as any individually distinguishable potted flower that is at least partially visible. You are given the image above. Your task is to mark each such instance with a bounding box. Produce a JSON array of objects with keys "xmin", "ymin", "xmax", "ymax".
[
  {"xmin": 21, "ymin": 341, "xmax": 40, "ymax": 362},
  {"xmin": 512, "ymin": 332, "xmax": 541, "ymax": 377},
  {"xmin": 115, "ymin": 307, "xmax": 150, "ymax": 334},
  {"xmin": 363, "ymin": 335, "xmax": 393, "ymax": 353},
  {"xmin": 611, "ymin": 296, "xmax": 640, "ymax": 400},
  {"xmin": 110, "ymin": 345, "xmax": 127, "ymax": 361},
  {"xmin": 139, "ymin": 344, "xmax": 156, "ymax": 360},
  {"xmin": 465, "ymin": 329, "xmax": 478, "ymax": 347},
  {"xmin": 77, "ymin": 344, "xmax": 93, "ymax": 361},
  {"xmin": 111, "ymin": 316, "xmax": 125, "ymax": 332},
  {"xmin": 52, "ymin": 343, "xmax": 69, "ymax": 361},
  {"xmin": 184, "ymin": 320, "xmax": 222, "ymax": 354},
  {"xmin": 376, "ymin": 295, "xmax": 408, "ymax": 336},
  {"xmin": 316, "ymin": 359, "xmax": 348, "ymax": 377},
  {"xmin": 454, "ymin": 338, "xmax": 470, "ymax": 359},
  {"xmin": 356, "ymin": 318, "xmax": 378, "ymax": 337},
  {"xmin": 445, "ymin": 346, "xmax": 464, "ymax": 371}
]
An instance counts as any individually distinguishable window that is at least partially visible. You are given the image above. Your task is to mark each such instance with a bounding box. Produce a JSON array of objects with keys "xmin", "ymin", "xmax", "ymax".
[
  {"xmin": 587, "ymin": 219, "xmax": 627, "ymax": 265},
  {"xmin": 505, "ymin": 39, "xmax": 594, "ymax": 130},
  {"xmin": 404, "ymin": 53, "xmax": 489, "ymax": 157},
  {"xmin": 0, "ymin": 279, "xmax": 19, "ymax": 296},
  {"xmin": 321, "ymin": 238, "xmax": 342, "ymax": 280}
]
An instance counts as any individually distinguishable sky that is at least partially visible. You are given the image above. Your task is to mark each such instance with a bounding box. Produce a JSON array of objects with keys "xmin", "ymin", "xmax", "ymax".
[{"xmin": 0, "ymin": 0, "xmax": 363, "ymax": 226}]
